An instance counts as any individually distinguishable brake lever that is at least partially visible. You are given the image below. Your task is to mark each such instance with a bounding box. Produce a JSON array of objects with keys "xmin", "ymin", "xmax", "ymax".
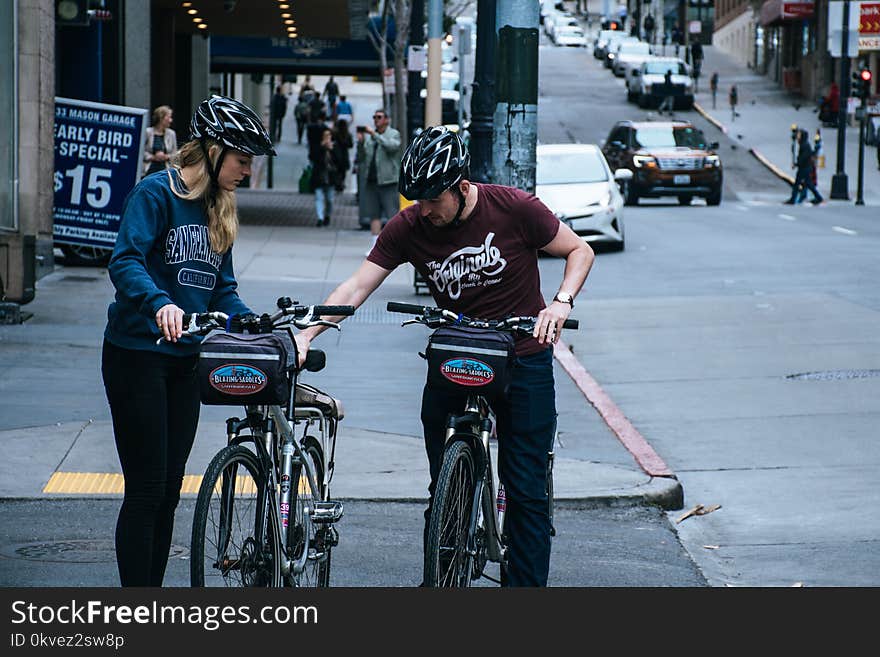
[
  {"xmin": 296, "ymin": 319, "xmax": 341, "ymax": 331},
  {"xmin": 401, "ymin": 318, "xmax": 423, "ymax": 327}
]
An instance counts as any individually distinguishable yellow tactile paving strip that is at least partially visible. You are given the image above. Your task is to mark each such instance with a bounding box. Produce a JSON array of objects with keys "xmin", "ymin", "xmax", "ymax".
[{"xmin": 42, "ymin": 472, "xmax": 310, "ymax": 495}]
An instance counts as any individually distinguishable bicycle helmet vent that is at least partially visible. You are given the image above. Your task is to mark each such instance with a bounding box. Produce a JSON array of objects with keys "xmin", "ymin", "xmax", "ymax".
[
  {"xmin": 190, "ymin": 95, "xmax": 276, "ymax": 157},
  {"xmin": 399, "ymin": 126, "xmax": 470, "ymax": 201}
]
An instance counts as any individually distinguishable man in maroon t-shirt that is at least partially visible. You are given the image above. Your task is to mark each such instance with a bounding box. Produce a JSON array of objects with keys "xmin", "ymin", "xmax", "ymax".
[{"xmin": 294, "ymin": 127, "xmax": 595, "ymax": 586}]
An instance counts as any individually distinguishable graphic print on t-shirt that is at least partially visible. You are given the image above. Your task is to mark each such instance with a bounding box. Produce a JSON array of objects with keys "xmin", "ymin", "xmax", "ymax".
[
  {"xmin": 427, "ymin": 232, "xmax": 507, "ymax": 300},
  {"xmin": 164, "ymin": 224, "xmax": 221, "ymax": 291}
]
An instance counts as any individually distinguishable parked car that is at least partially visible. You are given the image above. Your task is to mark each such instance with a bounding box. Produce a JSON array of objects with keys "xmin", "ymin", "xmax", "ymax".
[
  {"xmin": 612, "ymin": 40, "xmax": 652, "ymax": 77},
  {"xmin": 553, "ymin": 24, "xmax": 588, "ymax": 47},
  {"xmin": 420, "ymin": 70, "xmax": 463, "ymax": 125},
  {"xmin": 536, "ymin": 143, "xmax": 631, "ymax": 252},
  {"xmin": 632, "ymin": 57, "xmax": 694, "ymax": 109},
  {"xmin": 593, "ymin": 29, "xmax": 619, "ymax": 58},
  {"xmin": 603, "ymin": 34, "xmax": 639, "ymax": 69},
  {"xmin": 600, "ymin": 120, "xmax": 722, "ymax": 206},
  {"xmin": 595, "ymin": 30, "xmax": 635, "ymax": 61}
]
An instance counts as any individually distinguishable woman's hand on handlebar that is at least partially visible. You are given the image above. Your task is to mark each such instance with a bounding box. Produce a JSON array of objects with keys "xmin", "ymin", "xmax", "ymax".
[
  {"xmin": 534, "ymin": 301, "xmax": 571, "ymax": 345},
  {"xmin": 155, "ymin": 303, "xmax": 185, "ymax": 343}
]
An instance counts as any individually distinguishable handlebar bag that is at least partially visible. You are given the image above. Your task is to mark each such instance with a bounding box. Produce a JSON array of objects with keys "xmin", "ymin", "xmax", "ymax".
[
  {"xmin": 425, "ymin": 326, "xmax": 516, "ymax": 399},
  {"xmin": 198, "ymin": 332, "xmax": 292, "ymax": 405}
]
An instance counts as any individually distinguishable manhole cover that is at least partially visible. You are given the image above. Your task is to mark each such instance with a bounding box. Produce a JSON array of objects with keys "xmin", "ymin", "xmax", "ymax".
[
  {"xmin": 2, "ymin": 540, "xmax": 188, "ymax": 563},
  {"xmin": 786, "ymin": 369, "xmax": 880, "ymax": 381}
]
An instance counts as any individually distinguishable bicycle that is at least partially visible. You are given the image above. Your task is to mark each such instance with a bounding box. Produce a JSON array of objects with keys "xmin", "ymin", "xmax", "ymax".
[
  {"xmin": 386, "ymin": 301, "xmax": 578, "ymax": 587},
  {"xmin": 160, "ymin": 297, "xmax": 354, "ymax": 587}
]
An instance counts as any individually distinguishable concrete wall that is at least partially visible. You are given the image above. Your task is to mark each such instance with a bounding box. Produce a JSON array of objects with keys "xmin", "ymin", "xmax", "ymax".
[
  {"xmin": 712, "ymin": 8, "xmax": 756, "ymax": 69},
  {"xmin": 123, "ymin": 1, "xmax": 151, "ymax": 110},
  {"xmin": 17, "ymin": 0, "xmax": 54, "ymax": 282}
]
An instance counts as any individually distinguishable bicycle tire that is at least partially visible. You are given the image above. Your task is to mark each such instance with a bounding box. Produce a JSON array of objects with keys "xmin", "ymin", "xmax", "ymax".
[
  {"xmin": 287, "ymin": 438, "xmax": 331, "ymax": 587},
  {"xmin": 424, "ymin": 439, "xmax": 479, "ymax": 587},
  {"xmin": 191, "ymin": 444, "xmax": 283, "ymax": 587}
]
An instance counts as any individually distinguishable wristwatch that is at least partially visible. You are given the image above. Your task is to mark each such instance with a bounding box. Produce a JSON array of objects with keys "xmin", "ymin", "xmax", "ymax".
[{"xmin": 554, "ymin": 292, "xmax": 574, "ymax": 308}]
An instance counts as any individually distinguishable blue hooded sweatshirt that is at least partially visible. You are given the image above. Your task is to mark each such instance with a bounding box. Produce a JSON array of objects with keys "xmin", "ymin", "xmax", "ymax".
[{"xmin": 104, "ymin": 169, "xmax": 252, "ymax": 356}]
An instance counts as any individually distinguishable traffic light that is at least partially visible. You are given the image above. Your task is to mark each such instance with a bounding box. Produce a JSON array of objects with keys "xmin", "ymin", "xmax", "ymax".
[
  {"xmin": 852, "ymin": 67, "xmax": 872, "ymax": 100},
  {"xmin": 56, "ymin": 0, "xmax": 89, "ymax": 26}
]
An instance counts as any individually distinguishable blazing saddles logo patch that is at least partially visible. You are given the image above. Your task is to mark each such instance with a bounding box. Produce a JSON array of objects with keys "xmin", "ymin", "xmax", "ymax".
[
  {"xmin": 208, "ymin": 364, "xmax": 268, "ymax": 396},
  {"xmin": 440, "ymin": 357, "xmax": 496, "ymax": 387}
]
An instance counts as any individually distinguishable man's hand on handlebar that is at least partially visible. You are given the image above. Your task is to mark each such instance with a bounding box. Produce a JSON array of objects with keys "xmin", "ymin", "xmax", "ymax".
[
  {"xmin": 534, "ymin": 301, "xmax": 572, "ymax": 345},
  {"xmin": 293, "ymin": 332, "xmax": 312, "ymax": 368}
]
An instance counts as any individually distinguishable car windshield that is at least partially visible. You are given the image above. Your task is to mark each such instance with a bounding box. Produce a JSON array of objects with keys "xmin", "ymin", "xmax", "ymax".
[
  {"xmin": 644, "ymin": 61, "xmax": 687, "ymax": 75},
  {"xmin": 440, "ymin": 76, "xmax": 459, "ymax": 91},
  {"xmin": 633, "ymin": 126, "xmax": 707, "ymax": 149},
  {"xmin": 619, "ymin": 43, "xmax": 650, "ymax": 55},
  {"xmin": 537, "ymin": 150, "xmax": 609, "ymax": 184}
]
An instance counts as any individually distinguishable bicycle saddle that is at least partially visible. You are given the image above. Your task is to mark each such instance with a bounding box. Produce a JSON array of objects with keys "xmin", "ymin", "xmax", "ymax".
[{"xmin": 294, "ymin": 382, "xmax": 345, "ymax": 421}]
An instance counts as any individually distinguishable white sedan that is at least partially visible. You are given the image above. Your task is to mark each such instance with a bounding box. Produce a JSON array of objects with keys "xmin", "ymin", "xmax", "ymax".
[{"xmin": 536, "ymin": 143, "xmax": 632, "ymax": 252}]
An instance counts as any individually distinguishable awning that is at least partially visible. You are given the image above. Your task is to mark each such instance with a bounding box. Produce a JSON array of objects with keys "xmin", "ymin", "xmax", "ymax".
[{"xmin": 760, "ymin": 0, "xmax": 815, "ymax": 27}]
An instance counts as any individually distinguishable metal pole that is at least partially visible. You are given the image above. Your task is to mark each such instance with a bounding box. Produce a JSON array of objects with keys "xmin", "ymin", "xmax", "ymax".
[
  {"xmin": 830, "ymin": 0, "xmax": 851, "ymax": 200},
  {"xmin": 470, "ymin": 0, "xmax": 496, "ymax": 183},
  {"xmin": 407, "ymin": 0, "xmax": 425, "ymax": 139},
  {"xmin": 267, "ymin": 76, "xmax": 274, "ymax": 189},
  {"xmin": 492, "ymin": 0, "xmax": 539, "ymax": 193},
  {"xmin": 458, "ymin": 24, "xmax": 465, "ymax": 130},
  {"xmin": 425, "ymin": 0, "xmax": 443, "ymax": 127},
  {"xmin": 857, "ymin": 94, "xmax": 866, "ymax": 205}
]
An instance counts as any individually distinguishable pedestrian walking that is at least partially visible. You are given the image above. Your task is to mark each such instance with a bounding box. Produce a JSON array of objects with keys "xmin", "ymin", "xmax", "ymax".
[
  {"xmin": 729, "ymin": 84, "xmax": 738, "ymax": 122},
  {"xmin": 356, "ymin": 108, "xmax": 402, "ymax": 253},
  {"xmin": 785, "ymin": 129, "xmax": 823, "ymax": 205},
  {"xmin": 270, "ymin": 85, "xmax": 288, "ymax": 144},
  {"xmin": 710, "ymin": 72, "xmax": 719, "ymax": 109},
  {"xmin": 333, "ymin": 118, "xmax": 354, "ymax": 191},
  {"xmin": 643, "ymin": 13, "xmax": 655, "ymax": 44},
  {"xmin": 335, "ymin": 94, "xmax": 354, "ymax": 125},
  {"xmin": 294, "ymin": 94, "xmax": 310, "ymax": 144},
  {"xmin": 690, "ymin": 39, "xmax": 704, "ymax": 91},
  {"xmin": 292, "ymin": 126, "xmax": 595, "ymax": 587},
  {"xmin": 102, "ymin": 95, "xmax": 274, "ymax": 587},
  {"xmin": 311, "ymin": 127, "xmax": 346, "ymax": 226},
  {"xmin": 671, "ymin": 24, "xmax": 683, "ymax": 57},
  {"xmin": 323, "ymin": 76, "xmax": 340, "ymax": 116},
  {"xmin": 142, "ymin": 105, "xmax": 178, "ymax": 176},
  {"xmin": 658, "ymin": 69, "xmax": 676, "ymax": 116}
]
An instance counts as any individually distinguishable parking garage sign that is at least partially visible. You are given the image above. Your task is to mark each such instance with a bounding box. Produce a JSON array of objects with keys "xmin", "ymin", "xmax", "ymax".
[{"xmin": 53, "ymin": 97, "xmax": 147, "ymax": 250}]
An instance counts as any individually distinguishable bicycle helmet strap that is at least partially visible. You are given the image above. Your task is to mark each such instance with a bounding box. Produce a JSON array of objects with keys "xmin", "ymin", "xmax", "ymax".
[{"xmin": 199, "ymin": 139, "xmax": 227, "ymax": 208}]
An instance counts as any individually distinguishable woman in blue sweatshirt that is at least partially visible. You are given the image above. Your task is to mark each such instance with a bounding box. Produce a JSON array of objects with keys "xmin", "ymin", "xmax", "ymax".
[{"xmin": 102, "ymin": 95, "xmax": 275, "ymax": 586}]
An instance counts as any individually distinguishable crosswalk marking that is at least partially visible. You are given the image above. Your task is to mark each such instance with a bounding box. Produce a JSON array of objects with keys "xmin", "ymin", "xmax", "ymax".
[{"xmin": 42, "ymin": 472, "xmax": 313, "ymax": 495}]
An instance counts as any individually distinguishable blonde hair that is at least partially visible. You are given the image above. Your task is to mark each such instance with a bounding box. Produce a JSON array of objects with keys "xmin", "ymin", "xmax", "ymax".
[
  {"xmin": 168, "ymin": 139, "xmax": 239, "ymax": 254},
  {"xmin": 152, "ymin": 105, "xmax": 172, "ymax": 128}
]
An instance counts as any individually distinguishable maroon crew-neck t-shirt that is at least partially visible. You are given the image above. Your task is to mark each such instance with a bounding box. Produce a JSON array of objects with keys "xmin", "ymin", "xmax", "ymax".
[{"xmin": 367, "ymin": 183, "xmax": 561, "ymax": 356}]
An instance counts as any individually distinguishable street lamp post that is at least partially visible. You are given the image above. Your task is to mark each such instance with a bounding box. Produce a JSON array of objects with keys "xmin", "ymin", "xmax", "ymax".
[
  {"xmin": 830, "ymin": 0, "xmax": 852, "ymax": 200},
  {"xmin": 469, "ymin": 0, "xmax": 496, "ymax": 183}
]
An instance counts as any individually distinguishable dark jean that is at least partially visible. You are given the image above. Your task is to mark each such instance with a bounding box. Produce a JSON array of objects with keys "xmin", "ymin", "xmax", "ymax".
[
  {"xmin": 420, "ymin": 347, "xmax": 557, "ymax": 587},
  {"xmin": 101, "ymin": 340, "xmax": 200, "ymax": 587}
]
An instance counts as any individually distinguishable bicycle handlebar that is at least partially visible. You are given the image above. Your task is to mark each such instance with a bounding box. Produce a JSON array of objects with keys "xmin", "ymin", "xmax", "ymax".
[
  {"xmin": 156, "ymin": 298, "xmax": 356, "ymax": 344},
  {"xmin": 386, "ymin": 302, "xmax": 579, "ymax": 331}
]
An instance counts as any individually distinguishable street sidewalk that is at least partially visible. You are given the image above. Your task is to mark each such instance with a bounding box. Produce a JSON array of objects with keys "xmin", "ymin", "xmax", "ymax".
[{"xmin": 692, "ymin": 46, "xmax": 880, "ymax": 206}]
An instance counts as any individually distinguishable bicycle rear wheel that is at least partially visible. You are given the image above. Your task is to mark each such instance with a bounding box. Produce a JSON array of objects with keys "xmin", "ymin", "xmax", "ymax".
[
  {"xmin": 287, "ymin": 438, "xmax": 331, "ymax": 587},
  {"xmin": 425, "ymin": 439, "xmax": 479, "ymax": 587},
  {"xmin": 191, "ymin": 444, "xmax": 282, "ymax": 587}
]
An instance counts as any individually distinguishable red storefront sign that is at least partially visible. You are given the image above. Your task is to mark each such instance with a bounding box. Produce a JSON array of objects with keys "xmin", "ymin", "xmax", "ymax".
[
  {"xmin": 783, "ymin": 1, "xmax": 815, "ymax": 19},
  {"xmin": 860, "ymin": 2, "xmax": 880, "ymax": 35}
]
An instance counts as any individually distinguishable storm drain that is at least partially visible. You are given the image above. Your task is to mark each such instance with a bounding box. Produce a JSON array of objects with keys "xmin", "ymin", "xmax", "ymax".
[
  {"xmin": 2, "ymin": 540, "xmax": 187, "ymax": 563},
  {"xmin": 786, "ymin": 369, "xmax": 880, "ymax": 381}
]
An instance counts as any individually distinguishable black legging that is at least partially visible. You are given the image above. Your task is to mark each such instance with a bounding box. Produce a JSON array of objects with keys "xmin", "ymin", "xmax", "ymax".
[{"xmin": 101, "ymin": 340, "xmax": 200, "ymax": 586}]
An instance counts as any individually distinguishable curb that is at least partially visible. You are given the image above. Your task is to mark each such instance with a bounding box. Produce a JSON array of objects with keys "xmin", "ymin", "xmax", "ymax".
[
  {"xmin": 748, "ymin": 147, "xmax": 796, "ymax": 185},
  {"xmin": 694, "ymin": 101, "xmax": 796, "ymax": 185}
]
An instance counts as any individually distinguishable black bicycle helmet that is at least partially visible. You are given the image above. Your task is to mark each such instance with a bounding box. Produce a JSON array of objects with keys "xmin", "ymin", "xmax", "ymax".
[
  {"xmin": 190, "ymin": 94, "xmax": 276, "ymax": 157},
  {"xmin": 399, "ymin": 126, "xmax": 470, "ymax": 201}
]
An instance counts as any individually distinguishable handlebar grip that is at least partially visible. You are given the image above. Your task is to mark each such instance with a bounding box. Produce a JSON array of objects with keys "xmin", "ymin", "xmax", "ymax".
[
  {"xmin": 387, "ymin": 301, "xmax": 427, "ymax": 314},
  {"xmin": 563, "ymin": 319, "xmax": 579, "ymax": 330},
  {"xmin": 313, "ymin": 305, "xmax": 356, "ymax": 317}
]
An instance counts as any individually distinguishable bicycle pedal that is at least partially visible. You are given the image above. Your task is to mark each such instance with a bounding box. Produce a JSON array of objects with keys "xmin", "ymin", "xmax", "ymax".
[{"xmin": 310, "ymin": 500, "xmax": 344, "ymax": 523}]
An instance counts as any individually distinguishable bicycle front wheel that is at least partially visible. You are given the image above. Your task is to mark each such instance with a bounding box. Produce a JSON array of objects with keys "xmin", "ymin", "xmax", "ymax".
[
  {"xmin": 424, "ymin": 439, "xmax": 479, "ymax": 587},
  {"xmin": 191, "ymin": 444, "xmax": 283, "ymax": 587},
  {"xmin": 287, "ymin": 438, "xmax": 331, "ymax": 587}
]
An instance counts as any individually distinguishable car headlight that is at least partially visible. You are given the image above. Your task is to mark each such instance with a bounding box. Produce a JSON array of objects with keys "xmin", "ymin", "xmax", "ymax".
[
  {"xmin": 705, "ymin": 155, "xmax": 720, "ymax": 168},
  {"xmin": 633, "ymin": 155, "xmax": 656, "ymax": 168}
]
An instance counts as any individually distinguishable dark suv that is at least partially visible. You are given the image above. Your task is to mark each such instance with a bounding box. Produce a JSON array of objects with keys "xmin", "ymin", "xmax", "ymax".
[{"xmin": 601, "ymin": 120, "xmax": 722, "ymax": 206}]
